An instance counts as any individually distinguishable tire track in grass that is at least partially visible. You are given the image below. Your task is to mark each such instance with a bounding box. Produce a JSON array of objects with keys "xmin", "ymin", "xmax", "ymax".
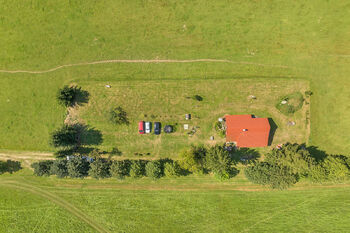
[
  {"xmin": 0, "ymin": 181, "xmax": 109, "ymax": 233},
  {"xmin": 0, "ymin": 59, "xmax": 289, "ymax": 74}
]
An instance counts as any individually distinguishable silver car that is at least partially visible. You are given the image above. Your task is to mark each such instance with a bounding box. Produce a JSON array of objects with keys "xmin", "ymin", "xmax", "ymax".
[{"xmin": 145, "ymin": 122, "xmax": 151, "ymax": 133}]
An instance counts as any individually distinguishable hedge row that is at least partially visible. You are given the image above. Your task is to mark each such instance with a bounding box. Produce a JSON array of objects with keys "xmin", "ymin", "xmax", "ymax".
[{"xmin": 31, "ymin": 158, "xmax": 183, "ymax": 180}]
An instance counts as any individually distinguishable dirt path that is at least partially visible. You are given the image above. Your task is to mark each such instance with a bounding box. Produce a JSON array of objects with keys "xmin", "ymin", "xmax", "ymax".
[
  {"xmin": 0, "ymin": 181, "xmax": 109, "ymax": 233},
  {"xmin": 0, "ymin": 59, "xmax": 289, "ymax": 74},
  {"xmin": 0, "ymin": 151, "xmax": 54, "ymax": 167}
]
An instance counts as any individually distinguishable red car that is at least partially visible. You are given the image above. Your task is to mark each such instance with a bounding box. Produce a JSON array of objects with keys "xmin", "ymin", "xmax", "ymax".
[{"xmin": 138, "ymin": 121, "xmax": 145, "ymax": 134}]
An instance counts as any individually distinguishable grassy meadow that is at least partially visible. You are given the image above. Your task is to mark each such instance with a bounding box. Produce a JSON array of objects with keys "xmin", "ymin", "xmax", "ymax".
[
  {"xmin": 0, "ymin": 0, "xmax": 350, "ymax": 232},
  {"xmin": 0, "ymin": 0, "xmax": 349, "ymax": 154},
  {"xmin": 78, "ymin": 78, "xmax": 309, "ymax": 157},
  {"xmin": 1, "ymin": 170, "xmax": 350, "ymax": 232}
]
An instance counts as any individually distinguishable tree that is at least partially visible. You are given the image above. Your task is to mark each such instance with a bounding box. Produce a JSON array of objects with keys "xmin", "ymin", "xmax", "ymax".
[
  {"xmin": 322, "ymin": 155, "xmax": 350, "ymax": 181},
  {"xmin": 110, "ymin": 107, "xmax": 129, "ymax": 125},
  {"xmin": 164, "ymin": 161, "xmax": 182, "ymax": 178},
  {"xmin": 245, "ymin": 162, "xmax": 298, "ymax": 189},
  {"xmin": 265, "ymin": 143, "xmax": 314, "ymax": 176},
  {"xmin": 130, "ymin": 160, "xmax": 145, "ymax": 178},
  {"xmin": 31, "ymin": 160, "xmax": 53, "ymax": 176},
  {"xmin": 5, "ymin": 160, "xmax": 22, "ymax": 173},
  {"xmin": 50, "ymin": 159, "xmax": 68, "ymax": 178},
  {"xmin": 57, "ymin": 85, "xmax": 78, "ymax": 107},
  {"xmin": 89, "ymin": 158, "xmax": 111, "ymax": 179},
  {"xmin": 0, "ymin": 160, "xmax": 21, "ymax": 174},
  {"xmin": 145, "ymin": 160, "xmax": 162, "ymax": 179},
  {"xmin": 205, "ymin": 145, "xmax": 234, "ymax": 180},
  {"xmin": 110, "ymin": 160, "xmax": 131, "ymax": 179},
  {"xmin": 51, "ymin": 125, "xmax": 79, "ymax": 148},
  {"xmin": 67, "ymin": 156, "xmax": 90, "ymax": 178},
  {"xmin": 178, "ymin": 145, "xmax": 206, "ymax": 174},
  {"xmin": 0, "ymin": 161, "xmax": 7, "ymax": 174}
]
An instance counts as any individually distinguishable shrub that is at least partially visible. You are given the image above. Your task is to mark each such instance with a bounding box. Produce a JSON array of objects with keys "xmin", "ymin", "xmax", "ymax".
[
  {"xmin": 276, "ymin": 92, "xmax": 304, "ymax": 115},
  {"xmin": 164, "ymin": 161, "xmax": 182, "ymax": 178},
  {"xmin": 31, "ymin": 160, "xmax": 53, "ymax": 176},
  {"xmin": 110, "ymin": 107, "xmax": 129, "ymax": 125},
  {"xmin": 51, "ymin": 125, "xmax": 79, "ymax": 148},
  {"xmin": 67, "ymin": 156, "xmax": 90, "ymax": 178},
  {"xmin": 309, "ymin": 164, "xmax": 328, "ymax": 182},
  {"xmin": 89, "ymin": 158, "xmax": 111, "ymax": 179},
  {"xmin": 50, "ymin": 159, "xmax": 68, "ymax": 178},
  {"xmin": 130, "ymin": 160, "xmax": 145, "ymax": 178},
  {"xmin": 110, "ymin": 160, "xmax": 131, "ymax": 179},
  {"xmin": 178, "ymin": 145, "xmax": 207, "ymax": 174},
  {"xmin": 145, "ymin": 160, "xmax": 162, "ymax": 179},
  {"xmin": 245, "ymin": 162, "xmax": 298, "ymax": 189},
  {"xmin": 193, "ymin": 95, "xmax": 203, "ymax": 101},
  {"xmin": 214, "ymin": 121, "xmax": 226, "ymax": 138}
]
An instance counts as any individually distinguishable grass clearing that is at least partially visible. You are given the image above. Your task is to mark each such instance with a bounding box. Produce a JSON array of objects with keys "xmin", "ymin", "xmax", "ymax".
[{"xmin": 77, "ymin": 78, "xmax": 309, "ymax": 157}]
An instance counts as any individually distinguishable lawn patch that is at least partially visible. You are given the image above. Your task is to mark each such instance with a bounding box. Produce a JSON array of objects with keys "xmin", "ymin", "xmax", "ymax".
[{"xmin": 276, "ymin": 92, "xmax": 304, "ymax": 116}]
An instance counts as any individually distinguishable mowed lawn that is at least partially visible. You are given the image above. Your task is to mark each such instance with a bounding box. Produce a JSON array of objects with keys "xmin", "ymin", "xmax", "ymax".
[
  {"xmin": 78, "ymin": 78, "xmax": 309, "ymax": 157},
  {"xmin": 1, "ymin": 171, "xmax": 350, "ymax": 233}
]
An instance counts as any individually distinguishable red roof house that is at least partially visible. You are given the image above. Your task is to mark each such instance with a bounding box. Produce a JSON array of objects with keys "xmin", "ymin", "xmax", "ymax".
[{"xmin": 225, "ymin": 115, "xmax": 270, "ymax": 147}]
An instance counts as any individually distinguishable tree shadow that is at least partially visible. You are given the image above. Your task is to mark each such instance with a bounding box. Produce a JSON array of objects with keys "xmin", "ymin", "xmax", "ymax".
[
  {"xmin": 268, "ymin": 118, "xmax": 278, "ymax": 146},
  {"xmin": 229, "ymin": 167, "xmax": 240, "ymax": 178},
  {"xmin": 306, "ymin": 145, "xmax": 328, "ymax": 162},
  {"xmin": 54, "ymin": 146, "xmax": 108, "ymax": 158},
  {"xmin": 110, "ymin": 147, "xmax": 123, "ymax": 157},
  {"xmin": 75, "ymin": 124, "xmax": 103, "ymax": 146},
  {"xmin": 73, "ymin": 86, "xmax": 89, "ymax": 106},
  {"xmin": 231, "ymin": 148, "xmax": 260, "ymax": 165}
]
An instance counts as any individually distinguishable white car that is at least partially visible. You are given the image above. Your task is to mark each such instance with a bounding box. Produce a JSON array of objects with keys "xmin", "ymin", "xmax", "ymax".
[{"xmin": 145, "ymin": 122, "xmax": 151, "ymax": 133}]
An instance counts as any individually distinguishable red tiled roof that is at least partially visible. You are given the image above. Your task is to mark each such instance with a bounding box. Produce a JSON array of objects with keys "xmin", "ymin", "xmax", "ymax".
[{"xmin": 225, "ymin": 115, "xmax": 270, "ymax": 147}]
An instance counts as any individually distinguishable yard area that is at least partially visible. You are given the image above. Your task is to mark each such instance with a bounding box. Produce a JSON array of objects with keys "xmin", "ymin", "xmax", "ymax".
[{"xmin": 77, "ymin": 78, "xmax": 310, "ymax": 157}]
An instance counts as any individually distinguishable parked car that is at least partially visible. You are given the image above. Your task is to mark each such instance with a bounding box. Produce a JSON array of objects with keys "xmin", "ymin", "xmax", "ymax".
[
  {"xmin": 138, "ymin": 121, "xmax": 145, "ymax": 134},
  {"xmin": 145, "ymin": 122, "xmax": 151, "ymax": 133},
  {"xmin": 154, "ymin": 122, "xmax": 161, "ymax": 135}
]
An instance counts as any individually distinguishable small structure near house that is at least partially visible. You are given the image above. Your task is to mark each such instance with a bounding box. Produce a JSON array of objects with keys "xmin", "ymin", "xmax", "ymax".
[
  {"xmin": 225, "ymin": 114, "xmax": 270, "ymax": 148},
  {"xmin": 105, "ymin": 84, "xmax": 111, "ymax": 88},
  {"xmin": 281, "ymin": 100, "xmax": 287, "ymax": 104},
  {"xmin": 218, "ymin": 117, "xmax": 224, "ymax": 122},
  {"xmin": 164, "ymin": 125, "xmax": 173, "ymax": 133},
  {"xmin": 210, "ymin": 136, "xmax": 214, "ymax": 140},
  {"xmin": 185, "ymin": 114, "xmax": 191, "ymax": 120},
  {"xmin": 184, "ymin": 124, "xmax": 189, "ymax": 130},
  {"xmin": 287, "ymin": 121, "xmax": 296, "ymax": 126}
]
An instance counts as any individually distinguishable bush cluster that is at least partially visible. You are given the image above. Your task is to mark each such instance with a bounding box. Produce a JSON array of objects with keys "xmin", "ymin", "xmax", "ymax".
[
  {"xmin": 178, "ymin": 144, "xmax": 238, "ymax": 180},
  {"xmin": 0, "ymin": 160, "xmax": 22, "ymax": 174},
  {"xmin": 245, "ymin": 143, "xmax": 350, "ymax": 189}
]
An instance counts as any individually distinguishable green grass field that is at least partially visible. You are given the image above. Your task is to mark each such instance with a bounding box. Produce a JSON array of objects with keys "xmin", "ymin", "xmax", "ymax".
[
  {"xmin": 0, "ymin": 0, "xmax": 350, "ymax": 232},
  {"xmin": 1, "ymin": 170, "xmax": 350, "ymax": 232},
  {"xmin": 1, "ymin": 0, "xmax": 349, "ymax": 154}
]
